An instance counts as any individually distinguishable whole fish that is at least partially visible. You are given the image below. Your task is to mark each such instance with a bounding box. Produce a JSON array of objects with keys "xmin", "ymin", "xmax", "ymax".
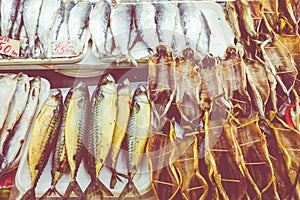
[
  {"xmin": 110, "ymin": 79, "xmax": 131, "ymax": 189},
  {"xmin": 84, "ymin": 74, "xmax": 117, "ymax": 199},
  {"xmin": 0, "ymin": 74, "xmax": 17, "ymax": 131},
  {"xmin": 68, "ymin": 1, "xmax": 91, "ymax": 40},
  {"xmin": 178, "ymin": 3, "xmax": 210, "ymax": 58},
  {"xmin": 22, "ymin": 0, "xmax": 44, "ymax": 57},
  {"xmin": 11, "ymin": 0, "xmax": 25, "ymax": 40},
  {"xmin": 119, "ymin": 84, "xmax": 151, "ymax": 200},
  {"xmin": 51, "ymin": 1, "xmax": 65, "ymax": 41},
  {"xmin": 155, "ymin": 3, "xmax": 177, "ymax": 49},
  {"xmin": 20, "ymin": 89, "xmax": 63, "ymax": 200},
  {"xmin": 40, "ymin": 85, "xmax": 71, "ymax": 199},
  {"xmin": 63, "ymin": 81, "xmax": 90, "ymax": 199},
  {"xmin": 57, "ymin": 0, "xmax": 75, "ymax": 41},
  {"xmin": 89, "ymin": 0, "xmax": 111, "ymax": 58},
  {"xmin": 0, "ymin": 73, "xmax": 30, "ymax": 164},
  {"xmin": 110, "ymin": 4, "xmax": 136, "ymax": 65},
  {"xmin": 37, "ymin": 0, "xmax": 63, "ymax": 57},
  {"xmin": 134, "ymin": 2, "xmax": 159, "ymax": 52},
  {"xmin": 0, "ymin": 77, "xmax": 41, "ymax": 176},
  {"xmin": 1, "ymin": 0, "xmax": 20, "ymax": 37}
]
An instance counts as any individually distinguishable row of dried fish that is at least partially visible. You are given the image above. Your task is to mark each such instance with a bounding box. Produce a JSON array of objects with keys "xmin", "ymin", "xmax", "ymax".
[
  {"xmin": 0, "ymin": 0, "xmax": 212, "ymax": 64},
  {"xmin": 147, "ymin": 43, "xmax": 299, "ymax": 199},
  {"xmin": 20, "ymin": 75, "xmax": 150, "ymax": 200},
  {"xmin": 0, "ymin": 73, "xmax": 42, "ymax": 177},
  {"xmin": 0, "ymin": 0, "xmax": 90, "ymax": 59},
  {"xmin": 146, "ymin": 110, "xmax": 300, "ymax": 200},
  {"xmin": 90, "ymin": 1, "xmax": 211, "ymax": 64}
]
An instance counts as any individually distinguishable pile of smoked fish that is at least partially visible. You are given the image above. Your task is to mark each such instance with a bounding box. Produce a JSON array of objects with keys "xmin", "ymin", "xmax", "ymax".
[{"xmin": 0, "ymin": 73, "xmax": 42, "ymax": 178}]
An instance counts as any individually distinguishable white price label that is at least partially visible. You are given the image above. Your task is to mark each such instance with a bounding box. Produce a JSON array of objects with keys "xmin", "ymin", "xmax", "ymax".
[
  {"xmin": 0, "ymin": 36, "xmax": 20, "ymax": 57},
  {"xmin": 49, "ymin": 40, "xmax": 80, "ymax": 58}
]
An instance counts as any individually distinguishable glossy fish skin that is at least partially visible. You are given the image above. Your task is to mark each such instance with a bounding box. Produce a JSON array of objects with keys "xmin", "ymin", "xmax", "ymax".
[
  {"xmin": 0, "ymin": 77, "xmax": 41, "ymax": 176},
  {"xmin": 37, "ymin": 0, "xmax": 63, "ymax": 57},
  {"xmin": 0, "ymin": 74, "xmax": 18, "ymax": 131},
  {"xmin": 64, "ymin": 81, "xmax": 90, "ymax": 199},
  {"xmin": 0, "ymin": 73, "xmax": 30, "ymax": 164},
  {"xmin": 51, "ymin": 0, "xmax": 65, "ymax": 41},
  {"xmin": 135, "ymin": 2, "xmax": 159, "ymax": 52},
  {"xmin": 11, "ymin": 0, "xmax": 25, "ymax": 40},
  {"xmin": 84, "ymin": 74, "xmax": 116, "ymax": 199},
  {"xmin": 22, "ymin": 0, "xmax": 44, "ymax": 57},
  {"xmin": 1, "ymin": 0, "xmax": 20, "ymax": 37},
  {"xmin": 110, "ymin": 4, "xmax": 136, "ymax": 65},
  {"xmin": 110, "ymin": 79, "xmax": 131, "ymax": 189},
  {"xmin": 89, "ymin": 0, "xmax": 111, "ymax": 58},
  {"xmin": 68, "ymin": 1, "xmax": 91, "ymax": 40},
  {"xmin": 40, "ymin": 85, "xmax": 72, "ymax": 199},
  {"xmin": 119, "ymin": 84, "xmax": 151, "ymax": 200},
  {"xmin": 178, "ymin": 3, "xmax": 211, "ymax": 58},
  {"xmin": 57, "ymin": 0, "xmax": 75, "ymax": 41},
  {"xmin": 155, "ymin": 3, "xmax": 177, "ymax": 48},
  {"xmin": 21, "ymin": 89, "xmax": 63, "ymax": 200}
]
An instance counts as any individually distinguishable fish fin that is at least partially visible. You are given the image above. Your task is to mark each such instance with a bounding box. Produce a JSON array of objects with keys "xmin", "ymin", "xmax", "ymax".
[
  {"xmin": 83, "ymin": 180, "xmax": 104, "ymax": 200},
  {"xmin": 118, "ymin": 179, "xmax": 141, "ymax": 200},
  {"xmin": 63, "ymin": 180, "xmax": 84, "ymax": 200},
  {"xmin": 20, "ymin": 188, "xmax": 36, "ymax": 200},
  {"xmin": 110, "ymin": 169, "xmax": 126, "ymax": 189}
]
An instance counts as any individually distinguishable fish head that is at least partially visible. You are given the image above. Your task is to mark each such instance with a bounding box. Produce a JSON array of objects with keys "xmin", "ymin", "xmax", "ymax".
[
  {"xmin": 155, "ymin": 44, "xmax": 170, "ymax": 59},
  {"xmin": 182, "ymin": 47, "xmax": 195, "ymax": 60},
  {"xmin": 46, "ymin": 89, "xmax": 63, "ymax": 106},
  {"xmin": 201, "ymin": 54, "xmax": 216, "ymax": 69},
  {"xmin": 98, "ymin": 74, "xmax": 117, "ymax": 93},
  {"xmin": 72, "ymin": 81, "xmax": 89, "ymax": 99},
  {"xmin": 133, "ymin": 84, "xmax": 149, "ymax": 103}
]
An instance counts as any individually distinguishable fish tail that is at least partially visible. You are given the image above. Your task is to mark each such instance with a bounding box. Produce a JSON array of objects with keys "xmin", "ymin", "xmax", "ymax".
[
  {"xmin": 118, "ymin": 179, "xmax": 141, "ymax": 200},
  {"xmin": 20, "ymin": 188, "xmax": 36, "ymax": 200},
  {"xmin": 110, "ymin": 169, "xmax": 127, "ymax": 189},
  {"xmin": 40, "ymin": 186, "xmax": 63, "ymax": 199},
  {"xmin": 83, "ymin": 180, "xmax": 103, "ymax": 200},
  {"xmin": 63, "ymin": 180, "xmax": 84, "ymax": 200}
]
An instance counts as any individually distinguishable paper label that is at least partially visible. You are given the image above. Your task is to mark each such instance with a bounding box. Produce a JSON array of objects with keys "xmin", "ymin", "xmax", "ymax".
[
  {"xmin": 0, "ymin": 36, "xmax": 20, "ymax": 57},
  {"xmin": 49, "ymin": 40, "xmax": 80, "ymax": 58}
]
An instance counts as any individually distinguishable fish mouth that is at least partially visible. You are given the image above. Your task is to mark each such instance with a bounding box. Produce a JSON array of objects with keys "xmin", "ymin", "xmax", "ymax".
[
  {"xmin": 134, "ymin": 84, "xmax": 148, "ymax": 102},
  {"xmin": 182, "ymin": 47, "xmax": 195, "ymax": 60}
]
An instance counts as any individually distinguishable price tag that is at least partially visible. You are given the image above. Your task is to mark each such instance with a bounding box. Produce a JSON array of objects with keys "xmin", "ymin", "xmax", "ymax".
[
  {"xmin": 0, "ymin": 36, "xmax": 20, "ymax": 57},
  {"xmin": 49, "ymin": 40, "xmax": 80, "ymax": 58}
]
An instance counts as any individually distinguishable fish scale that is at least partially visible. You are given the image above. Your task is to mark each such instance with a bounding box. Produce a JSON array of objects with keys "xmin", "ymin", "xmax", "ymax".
[
  {"xmin": 119, "ymin": 84, "xmax": 151, "ymax": 200},
  {"xmin": 64, "ymin": 81, "xmax": 90, "ymax": 199},
  {"xmin": 20, "ymin": 89, "xmax": 63, "ymax": 200}
]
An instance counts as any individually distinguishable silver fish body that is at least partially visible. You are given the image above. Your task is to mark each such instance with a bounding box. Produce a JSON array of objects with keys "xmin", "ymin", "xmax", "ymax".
[
  {"xmin": 22, "ymin": 0, "xmax": 44, "ymax": 57},
  {"xmin": 155, "ymin": 3, "xmax": 177, "ymax": 48},
  {"xmin": 110, "ymin": 4, "xmax": 133, "ymax": 56},
  {"xmin": 0, "ymin": 74, "xmax": 17, "ymax": 130},
  {"xmin": 1, "ymin": 0, "xmax": 20, "ymax": 37},
  {"xmin": 0, "ymin": 73, "xmax": 30, "ymax": 158},
  {"xmin": 37, "ymin": 0, "xmax": 62, "ymax": 57},
  {"xmin": 57, "ymin": 1, "xmax": 75, "ymax": 41},
  {"xmin": 89, "ymin": 0, "xmax": 111, "ymax": 58},
  {"xmin": 178, "ymin": 3, "xmax": 211, "ymax": 57},
  {"xmin": 11, "ymin": 0, "xmax": 25, "ymax": 39},
  {"xmin": 68, "ymin": 1, "xmax": 91, "ymax": 40},
  {"xmin": 51, "ymin": 0, "xmax": 65, "ymax": 41},
  {"xmin": 0, "ymin": 77, "xmax": 41, "ymax": 175},
  {"xmin": 134, "ymin": 2, "xmax": 159, "ymax": 51}
]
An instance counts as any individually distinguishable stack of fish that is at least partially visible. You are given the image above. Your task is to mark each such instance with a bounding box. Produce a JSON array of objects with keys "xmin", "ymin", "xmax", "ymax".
[
  {"xmin": 0, "ymin": 0, "xmax": 212, "ymax": 64},
  {"xmin": 0, "ymin": 73, "xmax": 42, "ymax": 177},
  {"xmin": 90, "ymin": 1, "xmax": 211, "ymax": 64},
  {"xmin": 20, "ymin": 74, "xmax": 151, "ymax": 200},
  {"xmin": 146, "ymin": 40, "xmax": 300, "ymax": 199},
  {"xmin": 0, "ymin": 0, "xmax": 91, "ymax": 59}
]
